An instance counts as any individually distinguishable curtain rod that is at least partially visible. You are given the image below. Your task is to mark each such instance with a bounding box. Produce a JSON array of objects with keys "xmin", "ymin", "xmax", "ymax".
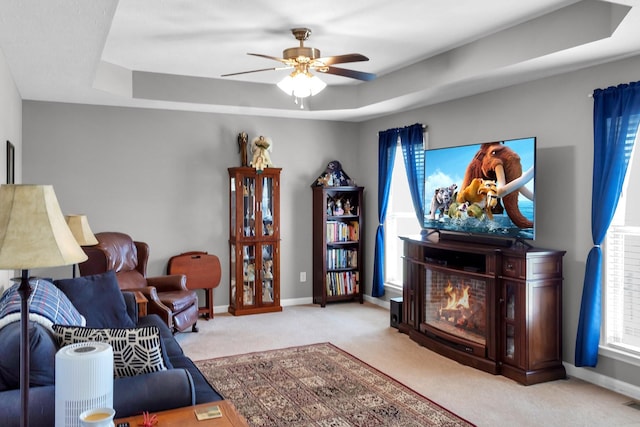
[{"xmin": 379, "ymin": 123, "xmax": 425, "ymax": 134}]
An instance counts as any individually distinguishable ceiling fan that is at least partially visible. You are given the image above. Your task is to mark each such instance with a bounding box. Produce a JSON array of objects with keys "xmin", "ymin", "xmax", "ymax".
[{"xmin": 221, "ymin": 27, "xmax": 376, "ymax": 84}]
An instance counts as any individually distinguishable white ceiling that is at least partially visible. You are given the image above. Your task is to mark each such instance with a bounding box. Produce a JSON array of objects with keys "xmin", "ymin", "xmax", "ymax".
[{"xmin": 1, "ymin": 0, "xmax": 639, "ymax": 122}]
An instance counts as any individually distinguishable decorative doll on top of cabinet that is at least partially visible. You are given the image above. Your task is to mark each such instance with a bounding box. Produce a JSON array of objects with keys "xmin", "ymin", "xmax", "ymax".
[
  {"xmin": 250, "ymin": 135, "xmax": 274, "ymax": 173},
  {"xmin": 237, "ymin": 132, "xmax": 249, "ymax": 166},
  {"xmin": 312, "ymin": 160, "xmax": 353, "ymax": 187}
]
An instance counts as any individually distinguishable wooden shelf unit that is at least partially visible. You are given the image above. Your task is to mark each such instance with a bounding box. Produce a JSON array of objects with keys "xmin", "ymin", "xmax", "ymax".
[
  {"xmin": 228, "ymin": 167, "xmax": 282, "ymax": 315},
  {"xmin": 312, "ymin": 186, "xmax": 364, "ymax": 307}
]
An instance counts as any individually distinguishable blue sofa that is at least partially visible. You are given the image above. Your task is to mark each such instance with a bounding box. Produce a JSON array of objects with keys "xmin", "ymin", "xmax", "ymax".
[{"xmin": 0, "ymin": 274, "xmax": 222, "ymax": 427}]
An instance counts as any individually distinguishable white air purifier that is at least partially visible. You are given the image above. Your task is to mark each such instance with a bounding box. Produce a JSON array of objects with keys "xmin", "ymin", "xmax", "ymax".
[{"xmin": 55, "ymin": 342, "xmax": 114, "ymax": 427}]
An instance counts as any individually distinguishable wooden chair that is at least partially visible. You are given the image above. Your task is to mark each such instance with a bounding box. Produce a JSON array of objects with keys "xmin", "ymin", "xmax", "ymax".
[{"xmin": 168, "ymin": 251, "xmax": 221, "ymax": 320}]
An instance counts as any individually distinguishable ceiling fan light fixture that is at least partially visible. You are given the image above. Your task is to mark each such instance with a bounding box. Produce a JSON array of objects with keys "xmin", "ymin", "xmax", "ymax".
[{"xmin": 277, "ymin": 72, "xmax": 326, "ymax": 98}]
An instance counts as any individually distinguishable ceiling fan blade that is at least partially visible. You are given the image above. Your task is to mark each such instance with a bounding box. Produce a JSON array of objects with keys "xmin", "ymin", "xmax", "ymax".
[
  {"xmin": 221, "ymin": 67, "xmax": 287, "ymax": 77},
  {"xmin": 322, "ymin": 66, "xmax": 376, "ymax": 81},
  {"xmin": 315, "ymin": 53, "xmax": 369, "ymax": 66},
  {"xmin": 247, "ymin": 53, "xmax": 290, "ymax": 64}
]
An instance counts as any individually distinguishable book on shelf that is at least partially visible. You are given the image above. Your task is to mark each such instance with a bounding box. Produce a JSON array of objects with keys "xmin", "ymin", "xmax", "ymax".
[
  {"xmin": 325, "ymin": 271, "xmax": 359, "ymax": 296},
  {"xmin": 326, "ymin": 221, "xmax": 360, "ymax": 243},
  {"xmin": 349, "ymin": 221, "xmax": 359, "ymax": 241},
  {"xmin": 349, "ymin": 249, "xmax": 358, "ymax": 267},
  {"xmin": 326, "ymin": 248, "xmax": 358, "ymax": 269}
]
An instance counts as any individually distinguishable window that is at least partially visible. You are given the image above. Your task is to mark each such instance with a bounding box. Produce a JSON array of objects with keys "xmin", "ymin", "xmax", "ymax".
[
  {"xmin": 603, "ymin": 129, "xmax": 640, "ymax": 363},
  {"xmin": 384, "ymin": 144, "xmax": 422, "ymax": 289}
]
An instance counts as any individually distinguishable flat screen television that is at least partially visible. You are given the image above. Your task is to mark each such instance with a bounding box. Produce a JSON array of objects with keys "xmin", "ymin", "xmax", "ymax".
[{"xmin": 423, "ymin": 137, "xmax": 536, "ymax": 242}]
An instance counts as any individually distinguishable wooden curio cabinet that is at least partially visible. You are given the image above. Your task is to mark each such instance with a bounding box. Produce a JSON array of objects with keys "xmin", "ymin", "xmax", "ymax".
[
  {"xmin": 312, "ymin": 186, "xmax": 364, "ymax": 307},
  {"xmin": 228, "ymin": 167, "xmax": 282, "ymax": 315}
]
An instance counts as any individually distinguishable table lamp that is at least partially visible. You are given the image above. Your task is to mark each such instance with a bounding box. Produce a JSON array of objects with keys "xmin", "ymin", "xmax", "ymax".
[
  {"xmin": 0, "ymin": 184, "xmax": 88, "ymax": 427},
  {"xmin": 65, "ymin": 214, "xmax": 98, "ymax": 277}
]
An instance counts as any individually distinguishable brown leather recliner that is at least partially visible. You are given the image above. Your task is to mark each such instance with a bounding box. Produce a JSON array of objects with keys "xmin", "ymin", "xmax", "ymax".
[{"xmin": 78, "ymin": 231, "xmax": 199, "ymax": 333}]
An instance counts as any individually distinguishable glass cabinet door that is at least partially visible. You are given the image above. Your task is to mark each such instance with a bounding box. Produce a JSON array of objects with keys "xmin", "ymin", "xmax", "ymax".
[
  {"xmin": 503, "ymin": 281, "xmax": 518, "ymax": 364},
  {"xmin": 242, "ymin": 244, "xmax": 256, "ymax": 306},
  {"xmin": 261, "ymin": 176, "xmax": 274, "ymax": 237},
  {"xmin": 230, "ymin": 243, "xmax": 237, "ymax": 309},
  {"xmin": 230, "ymin": 177, "xmax": 236, "ymax": 239},
  {"xmin": 242, "ymin": 176, "xmax": 256, "ymax": 238},
  {"xmin": 261, "ymin": 243, "xmax": 275, "ymax": 304}
]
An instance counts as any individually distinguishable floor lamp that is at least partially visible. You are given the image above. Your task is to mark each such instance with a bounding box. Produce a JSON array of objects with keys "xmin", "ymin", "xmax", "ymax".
[
  {"xmin": 0, "ymin": 185, "xmax": 87, "ymax": 427},
  {"xmin": 65, "ymin": 214, "xmax": 98, "ymax": 277}
]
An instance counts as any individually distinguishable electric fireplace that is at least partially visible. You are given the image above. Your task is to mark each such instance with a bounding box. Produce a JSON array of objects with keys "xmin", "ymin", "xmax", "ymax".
[
  {"xmin": 422, "ymin": 268, "xmax": 489, "ymax": 358},
  {"xmin": 401, "ymin": 235, "xmax": 566, "ymax": 384}
]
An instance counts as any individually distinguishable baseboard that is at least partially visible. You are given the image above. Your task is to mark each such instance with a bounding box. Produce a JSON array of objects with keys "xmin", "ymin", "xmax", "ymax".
[
  {"xmin": 213, "ymin": 296, "xmax": 382, "ymax": 314},
  {"xmin": 211, "ymin": 297, "xmax": 313, "ymax": 314},
  {"xmin": 282, "ymin": 297, "xmax": 313, "ymax": 306},
  {"xmin": 364, "ymin": 294, "xmax": 390, "ymax": 309},
  {"xmin": 564, "ymin": 362, "xmax": 640, "ymax": 401},
  {"xmin": 212, "ymin": 304, "xmax": 228, "ymax": 314}
]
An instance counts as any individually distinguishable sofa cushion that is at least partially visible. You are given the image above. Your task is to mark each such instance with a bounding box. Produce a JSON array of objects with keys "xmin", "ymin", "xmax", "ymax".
[
  {"xmin": 54, "ymin": 270, "xmax": 135, "ymax": 328},
  {"xmin": 135, "ymin": 314, "xmax": 181, "ymax": 364},
  {"xmin": 0, "ymin": 321, "xmax": 58, "ymax": 391},
  {"xmin": 170, "ymin": 355, "xmax": 223, "ymax": 403},
  {"xmin": 0, "ymin": 279, "xmax": 85, "ymax": 330},
  {"xmin": 52, "ymin": 324, "xmax": 167, "ymax": 378}
]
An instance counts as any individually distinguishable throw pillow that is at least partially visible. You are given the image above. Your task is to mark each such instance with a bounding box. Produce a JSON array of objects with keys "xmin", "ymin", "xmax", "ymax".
[
  {"xmin": 52, "ymin": 324, "xmax": 167, "ymax": 378},
  {"xmin": 0, "ymin": 278, "xmax": 86, "ymax": 330},
  {"xmin": 0, "ymin": 321, "xmax": 58, "ymax": 390},
  {"xmin": 54, "ymin": 270, "xmax": 135, "ymax": 328}
]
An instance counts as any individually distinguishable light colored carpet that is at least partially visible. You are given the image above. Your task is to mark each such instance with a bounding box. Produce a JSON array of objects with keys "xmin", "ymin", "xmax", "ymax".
[
  {"xmin": 196, "ymin": 343, "xmax": 474, "ymax": 426},
  {"xmin": 177, "ymin": 302, "xmax": 640, "ymax": 427}
]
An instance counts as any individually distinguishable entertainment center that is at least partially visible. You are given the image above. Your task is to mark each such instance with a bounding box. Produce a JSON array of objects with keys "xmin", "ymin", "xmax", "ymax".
[{"xmin": 399, "ymin": 234, "xmax": 566, "ymax": 385}]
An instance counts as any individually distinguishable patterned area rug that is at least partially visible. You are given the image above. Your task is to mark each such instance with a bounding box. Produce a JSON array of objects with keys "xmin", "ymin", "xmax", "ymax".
[{"xmin": 195, "ymin": 343, "xmax": 475, "ymax": 426}]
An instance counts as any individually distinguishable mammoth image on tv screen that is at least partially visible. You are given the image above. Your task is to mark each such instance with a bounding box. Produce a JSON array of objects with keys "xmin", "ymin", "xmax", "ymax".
[{"xmin": 423, "ymin": 137, "xmax": 536, "ymax": 241}]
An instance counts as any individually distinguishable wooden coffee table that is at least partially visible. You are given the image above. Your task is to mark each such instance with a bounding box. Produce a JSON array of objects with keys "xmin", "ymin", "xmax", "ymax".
[{"xmin": 114, "ymin": 401, "xmax": 249, "ymax": 426}]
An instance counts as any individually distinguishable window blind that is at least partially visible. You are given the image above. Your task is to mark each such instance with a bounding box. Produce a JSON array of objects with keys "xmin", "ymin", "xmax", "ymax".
[{"xmin": 606, "ymin": 226, "xmax": 640, "ymax": 352}]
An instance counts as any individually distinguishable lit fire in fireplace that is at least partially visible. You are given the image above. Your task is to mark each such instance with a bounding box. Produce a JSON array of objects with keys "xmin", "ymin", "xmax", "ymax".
[
  {"xmin": 443, "ymin": 281, "xmax": 470, "ymax": 311},
  {"xmin": 438, "ymin": 280, "xmax": 485, "ymax": 331}
]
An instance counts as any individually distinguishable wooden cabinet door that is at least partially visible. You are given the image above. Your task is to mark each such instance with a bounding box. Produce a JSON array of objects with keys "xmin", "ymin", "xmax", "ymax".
[{"xmin": 501, "ymin": 279, "xmax": 525, "ymax": 369}]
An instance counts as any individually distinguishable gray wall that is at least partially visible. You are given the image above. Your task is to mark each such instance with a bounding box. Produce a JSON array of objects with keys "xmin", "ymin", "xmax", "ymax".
[
  {"xmin": 21, "ymin": 53, "xmax": 640, "ymax": 394},
  {"xmin": 22, "ymin": 103, "xmax": 359, "ymax": 305},
  {"xmin": 0, "ymin": 48, "xmax": 22, "ymax": 292},
  {"xmin": 356, "ymin": 54, "xmax": 640, "ymax": 392}
]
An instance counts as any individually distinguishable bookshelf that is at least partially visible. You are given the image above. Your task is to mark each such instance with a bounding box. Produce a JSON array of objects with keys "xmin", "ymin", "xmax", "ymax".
[{"xmin": 312, "ymin": 186, "xmax": 364, "ymax": 307}]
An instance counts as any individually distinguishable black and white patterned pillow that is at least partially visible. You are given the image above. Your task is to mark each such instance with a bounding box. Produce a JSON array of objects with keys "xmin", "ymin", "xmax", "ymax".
[{"xmin": 52, "ymin": 325, "xmax": 167, "ymax": 378}]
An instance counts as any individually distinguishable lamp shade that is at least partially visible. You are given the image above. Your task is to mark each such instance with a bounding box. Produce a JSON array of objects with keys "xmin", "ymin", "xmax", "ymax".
[
  {"xmin": 0, "ymin": 184, "xmax": 88, "ymax": 269},
  {"xmin": 65, "ymin": 214, "xmax": 98, "ymax": 246},
  {"xmin": 277, "ymin": 72, "xmax": 326, "ymax": 98}
]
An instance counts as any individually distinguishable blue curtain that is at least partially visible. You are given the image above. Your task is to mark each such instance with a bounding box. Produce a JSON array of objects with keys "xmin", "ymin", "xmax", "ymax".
[
  {"xmin": 400, "ymin": 124, "xmax": 426, "ymax": 224},
  {"xmin": 575, "ymin": 81, "xmax": 640, "ymax": 367},
  {"xmin": 372, "ymin": 128, "xmax": 399, "ymax": 297}
]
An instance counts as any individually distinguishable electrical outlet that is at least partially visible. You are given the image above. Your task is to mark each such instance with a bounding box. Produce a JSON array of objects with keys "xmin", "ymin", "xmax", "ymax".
[{"xmin": 300, "ymin": 272, "xmax": 307, "ymax": 282}]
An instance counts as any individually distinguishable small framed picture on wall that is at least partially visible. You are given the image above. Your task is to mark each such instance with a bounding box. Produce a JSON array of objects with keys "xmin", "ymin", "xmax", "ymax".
[{"xmin": 6, "ymin": 141, "xmax": 14, "ymax": 184}]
